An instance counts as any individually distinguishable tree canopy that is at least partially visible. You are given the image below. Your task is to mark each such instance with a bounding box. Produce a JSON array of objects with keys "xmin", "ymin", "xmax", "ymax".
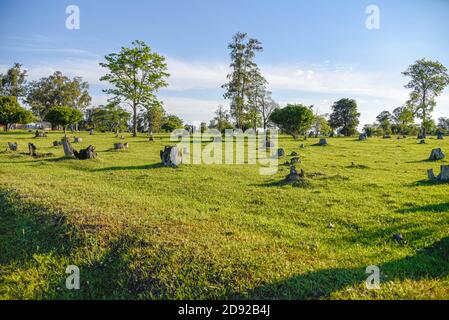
[
  {"xmin": 0, "ymin": 63, "xmax": 28, "ymax": 100},
  {"xmin": 402, "ymin": 58, "xmax": 449, "ymax": 137},
  {"xmin": 44, "ymin": 106, "xmax": 84, "ymax": 135},
  {"xmin": 329, "ymin": 98, "xmax": 360, "ymax": 136},
  {"xmin": 270, "ymin": 104, "xmax": 314, "ymax": 139},
  {"xmin": 100, "ymin": 40, "xmax": 169, "ymax": 137},
  {"xmin": 0, "ymin": 96, "xmax": 35, "ymax": 131}
]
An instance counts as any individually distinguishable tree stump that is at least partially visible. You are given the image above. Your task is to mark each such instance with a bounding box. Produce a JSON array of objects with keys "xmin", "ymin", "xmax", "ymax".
[
  {"xmin": 428, "ymin": 165, "xmax": 449, "ymax": 182},
  {"xmin": 53, "ymin": 140, "xmax": 62, "ymax": 147},
  {"xmin": 7, "ymin": 142, "xmax": 18, "ymax": 151},
  {"xmin": 265, "ymin": 140, "xmax": 274, "ymax": 148},
  {"xmin": 290, "ymin": 157, "xmax": 301, "ymax": 164},
  {"xmin": 383, "ymin": 135, "xmax": 391, "ymax": 139},
  {"xmin": 73, "ymin": 137, "xmax": 83, "ymax": 143},
  {"xmin": 286, "ymin": 166, "xmax": 304, "ymax": 182},
  {"xmin": 114, "ymin": 142, "xmax": 129, "ymax": 150},
  {"xmin": 429, "ymin": 148, "xmax": 445, "ymax": 161},
  {"xmin": 89, "ymin": 129, "xmax": 94, "ymax": 135},
  {"xmin": 28, "ymin": 143, "xmax": 37, "ymax": 157},
  {"xmin": 61, "ymin": 138, "xmax": 76, "ymax": 158},
  {"xmin": 437, "ymin": 132, "xmax": 444, "ymax": 140},
  {"xmin": 318, "ymin": 138, "xmax": 328, "ymax": 146},
  {"xmin": 359, "ymin": 134, "xmax": 367, "ymax": 141},
  {"xmin": 300, "ymin": 144, "xmax": 305, "ymax": 148},
  {"xmin": 160, "ymin": 146, "xmax": 182, "ymax": 167},
  {"xmin": 74, "ymin": 145, "xmax": 97, "ymax": 160},
  {"xmin": 419, "ymin": 139, "xmax": 426, "ymax": 144},
  {"xmin": 277, "ymin": 148, "xmax": 285, "ymax": 157}
]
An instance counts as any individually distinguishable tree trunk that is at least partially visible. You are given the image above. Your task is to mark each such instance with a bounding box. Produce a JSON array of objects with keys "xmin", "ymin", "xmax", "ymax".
[{"xmin": 133, "ymin": 104, "xmax": 137, "ymax": 137}]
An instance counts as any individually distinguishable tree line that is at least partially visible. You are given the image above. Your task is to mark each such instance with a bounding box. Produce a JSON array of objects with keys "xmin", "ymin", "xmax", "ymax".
[{"xmin": 1, "ymin": 35, "xmax": 448, "ymax": 137}]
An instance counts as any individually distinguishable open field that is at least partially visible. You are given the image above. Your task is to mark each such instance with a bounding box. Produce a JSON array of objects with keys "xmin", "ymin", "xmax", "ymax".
[{"xmin": 1, "ymin": 131, "xmax": 448, "ymax": 299}]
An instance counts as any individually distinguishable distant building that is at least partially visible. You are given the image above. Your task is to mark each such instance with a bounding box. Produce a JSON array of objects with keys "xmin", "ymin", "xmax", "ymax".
[{"xmin": 25, "ymin": 121, "xmax": 52, "ymax": 130}]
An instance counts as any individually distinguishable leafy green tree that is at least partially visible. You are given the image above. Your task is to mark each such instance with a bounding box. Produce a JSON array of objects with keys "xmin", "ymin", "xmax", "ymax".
[
  {"xmin": 438, "ymin": 117, "xmax": 449, "ymax": 133},
  {"xmin": 26, "ymin": 71, "xmax": 91, "ymax": 122},
  {"xmin": 209, "ymin": 105, "xmax": 234, "ymax": 132},
  {"xmin": 0, "ymin": 96, "xmax": 35, "ymax": 131},
  {"xmin": 363, "ymin": 123, "xmax": 382, "ymax": 137},
  {"xmin": 0, "ymin": 63, "xmax": 28, "ymax": 100},
  {"xmin": 162, "ymin": 115, "xmax": 184, "ymax": 132},
  {"xmin": 270, "ymin": 104, "xmax": 314, "ymax": 139},
  {"xmin": 91, "ymin": 103, "xmax": 131, "ymax": 132},
  {"xmin": 146, "ymin": 104, "xmax": 166, "ymax": 133},
  {"xmin": 402, "ymin": 59, "xmax": 449, "ymax": 138},
  {"xmin": 44, "ymin": 106, "xmax": 83, "ymax": 135},
  {"xmin": 222, "ymin": 32, "xmax": 263, "ymax": 129},
  {"xmin": 328, "ymin": 98, "xmax": 360, "ymax": 136},
  {"xmin": 312, "ymin": 114, "xmax": 332, "ymax": 136},
  {"xmin": 376, "ymin": 110, "xmax": 393, "ymax": 135},
  {"xmin": 100, "ymin": 40, "xmax": 169, "ymax": 137},
  {"xmin": 392, "ymin": 106, "xmax": 414, "ymax": 135}
]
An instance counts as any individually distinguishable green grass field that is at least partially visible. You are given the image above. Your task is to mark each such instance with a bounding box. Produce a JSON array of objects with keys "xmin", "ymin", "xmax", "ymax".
[{"xmin": 1, "ymin": 130, "xmax": 448, "ymax": 299}]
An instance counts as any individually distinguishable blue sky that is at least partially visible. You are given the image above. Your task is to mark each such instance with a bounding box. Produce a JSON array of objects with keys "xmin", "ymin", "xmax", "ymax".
[{"xmin": 1, "ymin": 0, "xmax": 449, "ymax": 126}]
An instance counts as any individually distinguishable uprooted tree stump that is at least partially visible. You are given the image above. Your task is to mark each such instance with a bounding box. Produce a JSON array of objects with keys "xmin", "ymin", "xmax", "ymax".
[
  {"xmin": 114, "ymin": 142, "xmax": 129, "ymax": 150},
  {"xmin": 429, "ymin": 148, "xmax": 445, "ymax": 161},
  {"xmin": 160, "ymin": 146, "xmax": 182, "ymax": 167},
  {"xmin": 28, "ymin": 143, "xmax": 37, "ymax": 157},
  {"xmin": 7, "ymin": 142, "xmax": 18, "ymax": 151},
  {"xmin": 74, "ymin": 145, "xmax": 97, "ymax": 160},
  {"xmin": 428, "ymin": 165, "xmax": 449, "ymax": 182}
]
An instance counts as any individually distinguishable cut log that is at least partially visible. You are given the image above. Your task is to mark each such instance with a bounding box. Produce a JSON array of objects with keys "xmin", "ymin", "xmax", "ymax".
[
  {"xmin": 318, "ymin": 138, "xmax": 328, "ymax": 146},
  {"xmin": 114, "ymin": 142, "xmax": 129, "ymax": 150},
  {"xmin": 74, "ymin": 145, "xmax": 97, "ymax": 160},
  {"xmin": 160, "ymin": 146, "xmax": 182, "ymax": 167},
  {"xmin": 429, "ymin": 148, "xmax": 445, "ymax": 161},
  {"xmin": 73, "ymin": 137, "xmax": 83, "ymax": 143},
  {"xmin": 28, "ymin": 143, "xmax": 37, "ymax": 157},
  {"xmin": 61, "ymin": 138, "xmax": 76, "ymax": 158},
  {"xmin": 7, "ymin": 142, "xmax": 18, "ymax": 151}
]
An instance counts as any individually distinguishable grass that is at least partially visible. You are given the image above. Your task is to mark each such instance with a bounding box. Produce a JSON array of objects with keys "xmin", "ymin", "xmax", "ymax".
[{"xmin": 0, "ymin": 130, "xmax": 448, "ymax": 299}]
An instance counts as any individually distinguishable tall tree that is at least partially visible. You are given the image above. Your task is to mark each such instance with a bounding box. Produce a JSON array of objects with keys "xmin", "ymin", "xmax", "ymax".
[
  {"xmin": 100, "ymin": 40, "xmax": 169, "ymax": 137},
  {"xmin": 222, "ymin": 32, "xmax": 263, "ymax": 129},
  {"xmin": 402, "ymin": 59, "xmax": 449, "ymax": 138},
  {"xmin": 0, "ymin": 63, "xmax": 28, "ymax": 100},
  {"xmin": 329, "ymin": 98, "xmax": 360, "ymax": 136},
  {"xmin": 91, "ymin": 103, "xmax": 131, "ymax": 132},
  {"xmin": 376, "ymin": 110, "xmax": 393, "ymax": 134},
  {"xmin": 26, "ymin": 71, "xmax": 91, "ymax": 122},
  {"xmin": 257, "ymin": 92, "xmax": 278, "ymax": 131}
]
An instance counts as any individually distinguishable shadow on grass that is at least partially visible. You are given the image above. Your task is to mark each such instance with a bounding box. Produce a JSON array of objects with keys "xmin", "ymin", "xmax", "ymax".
[
  {"xmin": 91, "ymin": 163, "xmax": 163, "ymax": 172},
  {"xmin": 397, "ymin": 203, "xmax": 449, "ymax": 214},
  {"xmin": 242, "ymin": 236, "xmax": 449, "ymax": 299}
]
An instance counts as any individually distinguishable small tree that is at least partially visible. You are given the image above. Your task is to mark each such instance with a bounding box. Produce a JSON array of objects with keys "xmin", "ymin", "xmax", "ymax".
[
  {"xmin": 392, "ymin": 106, "xmax": 414, "ymax": 135},
  {"xmin": 270, "ymin": 104, "xmax": 314, "ymax": 139},
  {"xmin": 402, "ymin": 59, "xmax": 449, "ymax": 138},
  {"xmin": 146, "ymin": 104, "xmax": 165, "ymax": 134},
  {"xmin": 0, "ymin": 63, "xmax": 28, "ymax": 100},
  {"xmin": 376, "ymin": 110, "xmax": 393, "ymax": 135},
  {"xmin": 329, "ymin": 98, "xmax": 360, "ymax": 136},
  {"xmin": 44, "ymin": 106, "xmax": 83, "ymax": 136},
  {"xmin": 162, "ymin": 115, "xmax": 184, "ymax": 132},
  {"xmin": 0, "ymin": 96, "xmax": 35, "ymax": 131}
]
